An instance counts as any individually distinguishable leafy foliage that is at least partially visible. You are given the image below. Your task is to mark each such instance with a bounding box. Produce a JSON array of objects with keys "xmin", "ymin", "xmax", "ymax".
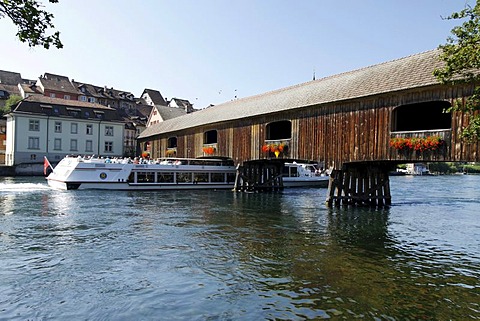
[
  {"xmin": 434, "ymin": 1, "xmax": 480, "ymax": 142},
  {"xmin": 0, "ymin": 0, "xmax": 62, "ymax": 49},
  {"xmin": 1, "ymin": 94, "xmax": 22, "ymax": 115}
]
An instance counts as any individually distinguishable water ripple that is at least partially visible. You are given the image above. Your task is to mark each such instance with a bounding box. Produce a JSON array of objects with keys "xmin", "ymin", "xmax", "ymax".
[{"xmin": 0, "ymin": 176, "xmax": 479, "ymax": 320}]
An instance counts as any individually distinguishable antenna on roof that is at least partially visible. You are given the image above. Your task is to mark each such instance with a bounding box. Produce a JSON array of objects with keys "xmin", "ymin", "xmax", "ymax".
[{"xmin": 313, "ymin": 68, "xmax": 316, "ymax": 81}]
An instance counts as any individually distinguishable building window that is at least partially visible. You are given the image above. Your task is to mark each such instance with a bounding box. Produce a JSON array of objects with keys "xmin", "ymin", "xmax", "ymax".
[
  {"xmin": 54, "ymin": 138, "xmax": 62, "ymax": 150},
  {"xmin": 86, "ymin": 124, "xmax": 93, "ymax": 135},
  {"xmin": 88, "ymin": 97, "xmax": 96, "ymax": 103},
  {"xmin": 105, "ymin": 126, "xmax": 114, "ymax": 136},
  {"xmin": 64, "ymin": 95, "xmax": 70, "ymax": 100},
  {"xmin": 54, "ymin": 121, "xmax": 62, "ymax": 133},
  {"xmin": 50, "ymin": 93, "xmax": 56, "ymax": 98},
  {"xmin": 104, "ymin": 141, "xmax": 113, "ymax": 153},
  {"xmin": 70, "ymin": 139, "xmax": 78, "ymax": 151},
  {"xmin": 71, "ymin": 123, "xmax": 78, "ymax": 134},
  {"xmin": 28, "ymin": 137, "xmax": 40, "ymax": 149},
  {"xmin": 80, "ymin": 96, "xmax": 87, "ymax": 101},
  {"xmin": 86, "ymin": 140, "xmax": 93, "ymax": 152},
  {"xmin": 29, "ymin": 120, "xmax": 40, "ymax": 131}
]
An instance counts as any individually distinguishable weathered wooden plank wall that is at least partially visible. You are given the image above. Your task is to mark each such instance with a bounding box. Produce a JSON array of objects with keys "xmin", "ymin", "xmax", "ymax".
[{"xmin": 143, "ymin": 83, "xmax": 480, "ymax": 168}]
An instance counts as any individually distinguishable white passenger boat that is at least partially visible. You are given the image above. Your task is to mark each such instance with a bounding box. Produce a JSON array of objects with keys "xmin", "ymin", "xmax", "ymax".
[
  {"xmin": 282, "ymin": 162, "xmax": 330, "ymax": 188},
  {"xmin": 45, "ymin": 155, "xmax": 237, "ymax": 190}
]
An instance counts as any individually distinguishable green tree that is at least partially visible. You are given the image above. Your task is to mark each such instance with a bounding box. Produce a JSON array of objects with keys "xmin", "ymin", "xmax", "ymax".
[
  {"xmin": 0, "ymin": 0, "xmax": 62, "ymax": 49},
  {"xmin": 1, "ymin": 94, "xmax": 22, "ymax": 115},
  {"xmin": 434, "ymin": 1, "xmax": 480, "ymax": 142}
]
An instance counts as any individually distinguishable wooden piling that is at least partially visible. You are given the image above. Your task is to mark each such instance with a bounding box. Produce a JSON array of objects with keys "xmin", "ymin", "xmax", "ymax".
[
  {"xmin": 326, "ymin": 163, "xmax": 392, "ymax": 207},
  {"xmin": 233, "ymin": 159, "xmax": 284, "ymax": 192}
]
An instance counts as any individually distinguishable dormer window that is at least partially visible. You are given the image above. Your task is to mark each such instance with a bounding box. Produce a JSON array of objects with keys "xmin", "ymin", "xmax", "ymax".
[
  {"xmin": 94, "ymin": 110, "xmax": 104, "ymax": 119},
  {"xmin": 40, "ymin": 104, "xmax": 52, "ymax": 114},
  {"xmin": 66, "ymin": 107, "xmax": 81, "ymax": 117}
]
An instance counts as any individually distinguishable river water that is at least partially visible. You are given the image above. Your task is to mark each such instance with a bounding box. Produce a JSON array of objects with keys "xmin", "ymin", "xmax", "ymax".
[{"xmin": 0, "ymin": 175, "xmax": 479, "ymax": 320}]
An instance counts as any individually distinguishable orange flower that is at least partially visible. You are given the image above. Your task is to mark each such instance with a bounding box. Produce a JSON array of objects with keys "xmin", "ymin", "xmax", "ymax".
[
  {"xmin": 203, "ymin": 146, "xmax": 215, "ymax": 155},
  {"xmin": 389, "ymin": 136, "xmax": 444, "ymax": 152}
]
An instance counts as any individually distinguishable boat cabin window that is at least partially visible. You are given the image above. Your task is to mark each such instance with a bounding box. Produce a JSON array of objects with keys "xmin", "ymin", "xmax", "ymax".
[
  {"xmin": 158, "ymin": 173, "xmax": 174, "ymax": 183},
  {"xmin": 194, "ymin": 173, "xmax": 209, "ymax": 183},
  {"xmin": 137, "ymin": 172, "xmax": 155, "ymax": 183},
  {"xmin": 283, "ymin": 166, "xmax": 298, "ymax": 177},
  {"xmin": 211, "ymin": 173, "xmax": 226, "ymax": 182},
  {"xmin": 177, "ymin": 172, "xmax": 192, "ymax": 183}
]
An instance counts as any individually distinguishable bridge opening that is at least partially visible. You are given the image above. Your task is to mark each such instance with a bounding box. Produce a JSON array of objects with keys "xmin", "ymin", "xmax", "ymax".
[
  {"xmin": 167, "ymin": 136, "xmax": 177, "ymax": 148},
  {"xmin": 204, "ymin": 130, "xmax": 218, "ymax": 144},
  {"xmin": 266, "ymin": 120, "xmax": 291, "ymax": 140},
  {"xmin": 392, "ymin": 101, "xmax": 451, "ymax": 132}
]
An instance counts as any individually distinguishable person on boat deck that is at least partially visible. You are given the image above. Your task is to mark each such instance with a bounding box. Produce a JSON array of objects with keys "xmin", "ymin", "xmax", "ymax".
[{"xmin": 133, "ymin": 157, "xmax": 139, "ymax": 164}]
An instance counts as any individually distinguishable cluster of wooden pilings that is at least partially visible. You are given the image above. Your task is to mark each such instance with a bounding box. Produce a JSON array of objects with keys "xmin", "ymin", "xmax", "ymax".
[
  {"xmin": 326, "ymin": 163, "xmax": 392, "ymax": 207},
  {"xmin": 233, "ymin": 160, "xmax": 284, "ymax": 192},
  {"xmin": 234, "ymin": 159, "xmax": 393, "ymax": 207}
]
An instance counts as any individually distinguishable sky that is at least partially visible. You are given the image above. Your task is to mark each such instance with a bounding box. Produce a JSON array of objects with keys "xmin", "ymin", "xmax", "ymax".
[{"xmin": 0, "ymin": 0, "xmax": 472, "ymax": 109}]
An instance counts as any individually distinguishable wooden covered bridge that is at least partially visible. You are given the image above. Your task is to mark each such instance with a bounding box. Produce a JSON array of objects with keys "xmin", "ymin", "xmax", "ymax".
[{"xmin": 138, "ymin": 50, "xmax": 479, "ymax": 206}]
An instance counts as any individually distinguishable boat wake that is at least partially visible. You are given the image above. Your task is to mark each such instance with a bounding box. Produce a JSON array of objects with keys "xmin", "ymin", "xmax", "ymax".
[{"xmin": 0, "ymin": 183, "xmax": 50, "ymax": 192}]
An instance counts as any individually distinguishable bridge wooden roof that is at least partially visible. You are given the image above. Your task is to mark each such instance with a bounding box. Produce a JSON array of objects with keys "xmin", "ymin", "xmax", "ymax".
[{"xmin": 139, "ymin": 49, "xmax": 443, "ymax": 139}]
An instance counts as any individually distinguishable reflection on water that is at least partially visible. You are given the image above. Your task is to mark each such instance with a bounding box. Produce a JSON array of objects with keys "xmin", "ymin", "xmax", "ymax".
[{"xmin": 0, "ymin": 176, "xmax": 479, "ymax": 320}]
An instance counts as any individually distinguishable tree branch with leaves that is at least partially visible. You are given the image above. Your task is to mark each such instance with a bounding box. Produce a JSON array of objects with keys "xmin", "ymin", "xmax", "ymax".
[
  {"xmin": 434, "ymin": 1, "xmax": 480, "ymax": 142},
  {"xmin": 0, "ymin": 0, "xmax": 62, "ymax": 49}
]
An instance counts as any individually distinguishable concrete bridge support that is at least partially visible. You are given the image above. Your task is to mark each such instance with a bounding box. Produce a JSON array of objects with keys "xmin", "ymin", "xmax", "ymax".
[{"xmin": 326, "ymin": 163, "xmax": 392, "ymax": 207}]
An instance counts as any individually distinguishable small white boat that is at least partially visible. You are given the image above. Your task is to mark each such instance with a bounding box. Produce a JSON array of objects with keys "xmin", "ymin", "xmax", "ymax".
[
  {"xmin": 46, "ymin": 155, "xmax": 237, "ymax": 190},
  {"xmin": 282, "ymin": 162, "xmax": 330, "ymax": 188}
]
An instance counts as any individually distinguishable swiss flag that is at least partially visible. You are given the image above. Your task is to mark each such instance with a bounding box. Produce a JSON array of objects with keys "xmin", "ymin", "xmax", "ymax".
[{"xmin": 44, "ymin": 156, "xmax": 53, "ymax": 176}]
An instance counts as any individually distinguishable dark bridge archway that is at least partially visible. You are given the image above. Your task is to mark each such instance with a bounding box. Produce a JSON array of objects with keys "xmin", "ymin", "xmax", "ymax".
[
  {"xmin": 392, "ymin": 101, "xmax": 452, "ymax": 132},
  {"xmin": 266, "ymin": 120, "xmax": 292, "ymax": 140}
]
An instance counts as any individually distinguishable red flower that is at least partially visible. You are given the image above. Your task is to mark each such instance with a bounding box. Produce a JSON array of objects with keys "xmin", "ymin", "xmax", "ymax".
[
  {"xmin": 389, "ymin": 136, "xmax": 444, "ymax": 152},
  {"xmin": 202, "ymin": 146, "xmax": 215, "ymax": 155}
]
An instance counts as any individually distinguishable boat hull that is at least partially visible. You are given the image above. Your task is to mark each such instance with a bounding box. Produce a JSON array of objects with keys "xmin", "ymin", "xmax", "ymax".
[
  {"xmin": 283, "ymin": 177, "xmax": 329, "ymax": 188},
  {"xmin": 47, "ymin": 179, "xmax": 235, "ymax": 190}
]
